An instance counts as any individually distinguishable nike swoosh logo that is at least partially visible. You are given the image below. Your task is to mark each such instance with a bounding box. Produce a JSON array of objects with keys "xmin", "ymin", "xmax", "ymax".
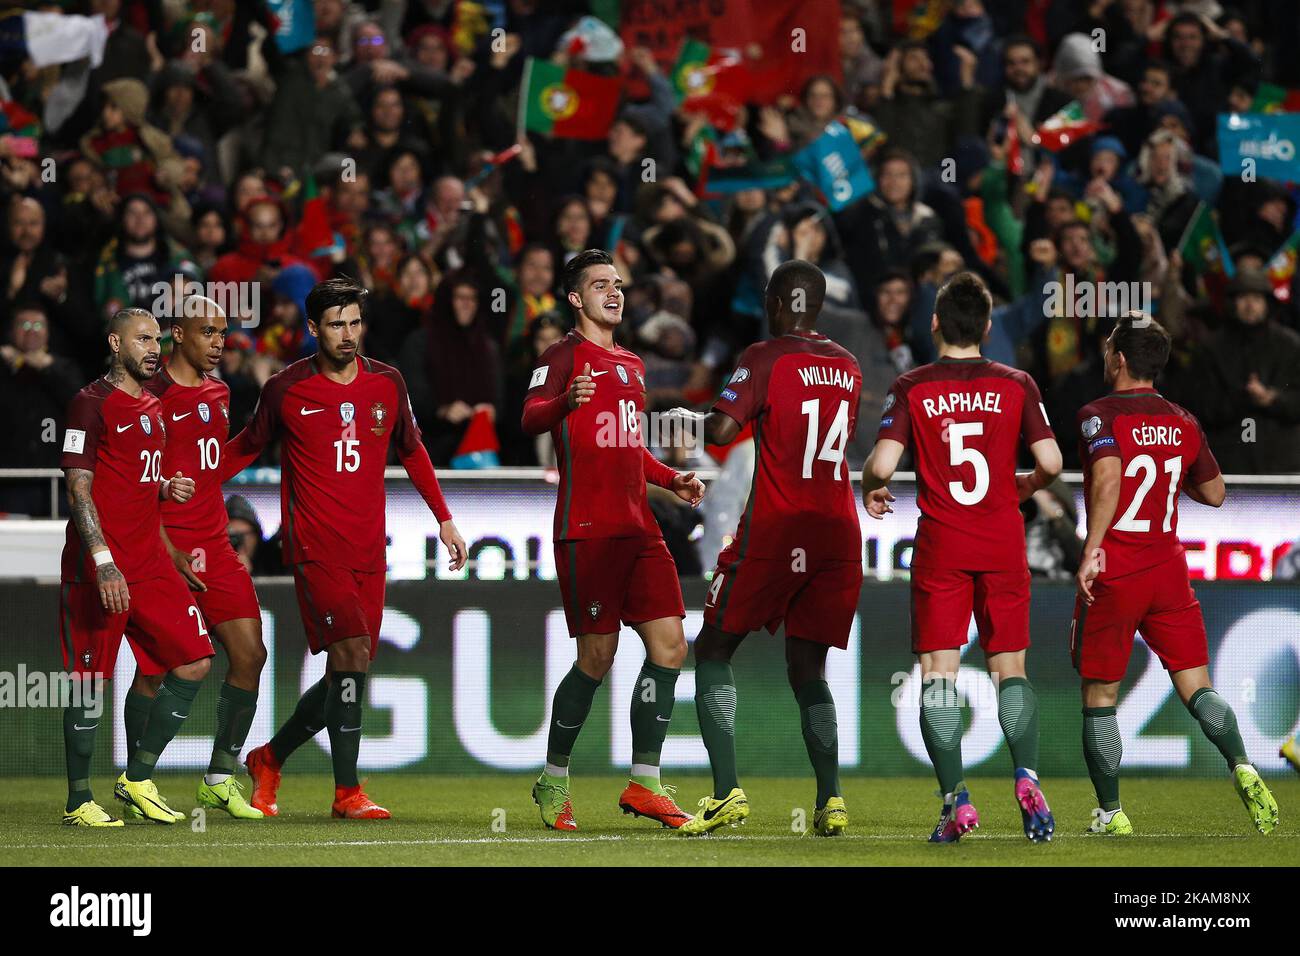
[
  {"xmin": 171, "ymin": 711, "xmax": 186, "ymax": 719},
  {"xmin": 702, "ymin": 793, "xmax": 742, "ymax": 821},
  {"xmin": 115, "ymin": 423, "xmax": 133, "ymax": 433},
  {"xmin": 300, "ymin": 407, "xmax": 324, "ymax": 416},
  {"xmin": 555, "ymin": 720, "xmax": 583, "ymax": 729},
  {"xmin": 171, "ymin": 412, "xmax": 191, "ymax": 421},
  {"xmin": 73, "ymin": 724, "xmax": 98, "ymax": 731},
  {"xmin": 339, "ymin": 725, "xmax": 362, "ymax": 733},
  {"xmin": 590, "ymin": 370, "xmax": 609, "ymax": 377},
  {"xmin": 655, "ymin": 715, "xmax": 671, "ymax": 722}
]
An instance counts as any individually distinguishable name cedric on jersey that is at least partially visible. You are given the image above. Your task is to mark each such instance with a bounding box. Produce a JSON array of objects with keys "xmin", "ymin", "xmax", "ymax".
[{"xmin": 921, "ymin": 390, "xmax": 1004, "ymax": 417}]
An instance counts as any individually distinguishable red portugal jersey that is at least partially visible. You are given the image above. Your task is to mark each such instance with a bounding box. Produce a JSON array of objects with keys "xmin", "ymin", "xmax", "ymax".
[
  {"xmin": 522, "ymin": 331, "xmax": 672, "ymax": 541},
  {"xmin": 60, "ymin": 378, "xmax": 172, "ymax": 584},
  {"xmin": 712, "ymin": 330, "xmax": 863, "ymax": 560},
  {"xmin": 145, "ymin": 367, "xmax": 231, "ymax": 541},
  {"xmin": 1077, "ymin": 387, "xmax": 1219, "ymax": 579},
  {"xmin": 877, "ymin": 357, "xmax": 1053, "ymax": 571},
  {"xmin": 222, "ymin": 355, "xmax": 439, "ymax": 571}
]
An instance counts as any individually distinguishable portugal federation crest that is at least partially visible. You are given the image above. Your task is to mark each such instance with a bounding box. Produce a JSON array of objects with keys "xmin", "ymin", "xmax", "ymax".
[
  {"xmin": 340, "ymin": 402, "xmax": 355, "ymax": 425},
  {"xmin": 587, "ymin": 600, "xmax": 602, "ymax": 620},
  {"xmin": 140, "ymin": 414, "xmax": 151, "ymax": 435},
  {"xmin": 370, "ymin": 401, "xmax": 388, "ymax": 436},
  {"xmin": 616, "ymin": 364, "xmax": 628, "ymax": 385},
  {"xmin": 198, "ymin": 402, "xmax": 210, "ymax": 423}
]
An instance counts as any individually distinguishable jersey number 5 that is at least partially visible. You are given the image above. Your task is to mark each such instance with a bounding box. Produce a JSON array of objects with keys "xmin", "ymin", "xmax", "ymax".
[
  {"xmin": 800, "ymin": 399, "xmax": 849, "ymax": 480},
  {"xmin": 946, "ymin": 421, "xmax": 989, "ymax": 505}
]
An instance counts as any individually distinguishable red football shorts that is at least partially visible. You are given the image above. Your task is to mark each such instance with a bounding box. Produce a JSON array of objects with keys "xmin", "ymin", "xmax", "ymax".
[
  {"xmin": 704, "ymin": 547, "xmax": 862, "ymax": 649},
  {"xmin": 292, "ymin": 562, "xmax": 385, "ymax": 657},
  {"xmin": 167, "ymin": 527, "xmax": 261, "ymax": 628},
  {"xmin": 58, "ymin": 574, "xmax": 215, "ymax": 677},
  {"xmin": 910, "ymin": 566, "xmax": 1031, "ymax": 655},
  {"xmin": 555, "ymin": 536, "xmax": 685, "ymax": 637},
  {"xmin": 1070, "ymin": 553, "xmax": 1208, "ymax": 683}
]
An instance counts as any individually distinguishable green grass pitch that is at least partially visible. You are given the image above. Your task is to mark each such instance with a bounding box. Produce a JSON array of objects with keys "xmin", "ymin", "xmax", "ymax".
[{"xmin": 4, "ymin": 775, "xmax": 1298, "ymax": 866}]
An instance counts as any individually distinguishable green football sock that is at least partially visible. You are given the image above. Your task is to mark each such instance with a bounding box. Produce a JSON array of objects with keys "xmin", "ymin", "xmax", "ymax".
[
  {"xmin": 127, "ymin": 675, "xmax": 202, "ymax": 781},
  {"xmin": 630, "ymin": 660, "xmax": 679, "ymax": 786},
  {"xmin": 209, "ymin": 682, "xmax": 258, "ymax": 776},
  {"xmin": 63, "ymin": 704, "xmax": 99, "ymax": 812},
  {"xmin": 796, "ymin": 679, "xmax": 841, "ymax": 808},
  {"xmin": 1187, "ymin": 688, "xmax": 1249, "ymax": 770},
  {"xmin": 997, "ymin": 676, "xmax": 1040, "ymax": 772},
  {"xmin": 545, "ymin": 664, "xmax": 601, "ymax": 769},
  {"xmin": 325, "ymin": 672, "xmax": 367, "ymax": 789},
  {"xmin": 920, "ymin": 676, "xmax": 965, "ymax": 795},
  {"xmin": 1083, "ymin": 706, "xmax": 1123, "ymax": 811},
  {"xmin": 695, "ymin": 659, "xmax": 740, "ymax": 799},
  {"xmin": 268, "ymin": 677, "xmax": 328, "ymax": 766},
  {"xmin": 123, "ymin": 688, "xmax": 152, "ymax": 757}
]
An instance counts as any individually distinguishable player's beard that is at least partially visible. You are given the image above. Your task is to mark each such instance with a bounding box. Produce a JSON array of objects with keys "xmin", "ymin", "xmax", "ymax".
[{"xmin": 121, "ymin": 351, "xmax": 159, "ymax": 383}]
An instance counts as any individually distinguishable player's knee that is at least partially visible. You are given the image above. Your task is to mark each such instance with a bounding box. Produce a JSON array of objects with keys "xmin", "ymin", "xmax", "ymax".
[
  {"xmin": 231, "ymin": 635, "xmax": 268, "ymax": 678},
  {"xmin": 693, "ymin": 626, "xmax": 741, "ymax": 662},
  {"xmin": 577, "ymin": 641, "xmax": 616, "ymax": 677},
  {"xmin": 661, "ymin": 637, "xmax": 688, "ymax": 669},
  {"xmin": 175, "ymin": 656, "xmax": 213, "ymax": 682}
]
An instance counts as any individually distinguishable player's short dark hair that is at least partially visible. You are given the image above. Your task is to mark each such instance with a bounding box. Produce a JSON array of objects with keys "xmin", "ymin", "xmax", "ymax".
[
  {"xmin": 109, "ymin": 307, "xmax": 155, "ymax": 336},
  {"xmin": 768, "ymin": 259, "xmax": 826, "ymax": 316},
  {"xmin": 934, "ymin": 271, "xmax": 991, "ymax": 347},
  {"xmin": 561, "ymin": 248, "xmax": 614, "ymax": 297},
  {"xmin": 1111, "ymin": 312, "xmax": 1171, "ymax": 380},
  {"xmin": 306, "ymin": 276, "xmax": 368, "ymax": 328}
]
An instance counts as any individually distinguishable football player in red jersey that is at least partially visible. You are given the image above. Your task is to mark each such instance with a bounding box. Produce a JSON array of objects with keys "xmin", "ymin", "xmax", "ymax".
[
  {"xmin": 862, "ymin": 273, "xmax": 1063, "ymax": 843},
  {"xmin": 675, "ymin": 260, "xmax": 864, "ymax": 837},
  {"xmin": 522, "ymin": 249, "xmax": 704, "ymax": 831},
  {"xmin": 59, "ymin": 308, "xmax": 214, "ymax": 826},
  {"xmin": 129, "ymin": 296, "xmax": 265, "ymax": 820},
  {"xmin": 227, "ymin": 278, "xmax": 467, "ymax": 820},
  {"xmin": 1073, "ymin": 314, "xmax": 1278, "ymax": 836}
]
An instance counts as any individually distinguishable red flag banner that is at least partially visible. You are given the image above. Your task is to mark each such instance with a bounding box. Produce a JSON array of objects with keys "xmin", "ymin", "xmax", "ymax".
[{"xmin": 619, "ymin": 0, "xmax": 841, "ymax": 104}]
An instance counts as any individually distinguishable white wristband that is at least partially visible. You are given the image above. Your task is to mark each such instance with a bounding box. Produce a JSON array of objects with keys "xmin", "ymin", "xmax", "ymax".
[{"xmin": 92, "ymin": 550, "xmax": 114, "ymax": 568}]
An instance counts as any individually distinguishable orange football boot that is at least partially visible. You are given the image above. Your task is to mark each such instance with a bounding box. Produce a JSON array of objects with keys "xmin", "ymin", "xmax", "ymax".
[
  {"xmin": 618, "ymin": 781, "xmax": 692, "ymax": 828},
  {"xmin": 332, "ymin": 786, "xmax": 391, "ymax": 819},
  {"xmin": 244, "ymin": 744, "xmax": 281, "ymax": 817}
]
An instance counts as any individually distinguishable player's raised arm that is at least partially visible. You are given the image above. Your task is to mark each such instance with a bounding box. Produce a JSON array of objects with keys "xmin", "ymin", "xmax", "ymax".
[
  {"xmin": 66, "ymin": 467, "xmax": 130, "ymax": 614},
  {"xmin": 1078, "ymin": 455, "xmax": 1121, "ymax": 604},
  {"xmin": 219, "ymin": 383, "xmax": 283, "ymax": 481},
  {"xmin": 521, "ymin": 351, "xmax": 582, "ymax": 436}
]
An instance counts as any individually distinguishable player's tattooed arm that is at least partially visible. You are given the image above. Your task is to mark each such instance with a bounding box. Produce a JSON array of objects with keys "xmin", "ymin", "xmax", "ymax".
[
  {"xmin": 1078, "ymin": 456, "xmax": 1122, "ymax": 604},
  {"xmin": 66, "ymin": 467, "xmax": 130, "ymax": 613}
]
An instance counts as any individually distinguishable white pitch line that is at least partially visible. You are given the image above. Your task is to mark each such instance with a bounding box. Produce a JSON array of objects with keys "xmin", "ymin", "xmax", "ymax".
[{"xmin": 1, "ymin": 832, "xmax": 1292, "ymax": 851}]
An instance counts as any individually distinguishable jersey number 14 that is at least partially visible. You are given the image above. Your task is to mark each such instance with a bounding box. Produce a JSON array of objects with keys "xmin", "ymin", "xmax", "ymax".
[{"xmin": 800, "ymin": 399, "xmax": 849, "ymax": 480}]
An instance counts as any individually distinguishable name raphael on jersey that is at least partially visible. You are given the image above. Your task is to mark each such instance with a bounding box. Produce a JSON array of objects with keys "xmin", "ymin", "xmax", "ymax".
[{"xmin": 921, "ymin": 390, "xmax": 1004, "ymax": 417}]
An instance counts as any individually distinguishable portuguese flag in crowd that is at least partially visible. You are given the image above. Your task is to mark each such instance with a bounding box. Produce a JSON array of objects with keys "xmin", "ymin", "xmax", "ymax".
[
  {"xmin": 1178, "ymin": 202, "xmax": 1235, "ymax": 277},
  {"xmin": 0, "ymin": 99, "xmax": 40, "ymax": 137},
  {"xmin": 670, "ymin": 38, "xmax": 746, "ymax": 131},
  {"xmin": 1031, "ymin": 101, "xmax": 1103, "ymax": 152},
  {"xmin": 519, "ymin": 58, "xmax": 621, "ymax": 140},
  {"xmin": 1265, "ymin": 228, "xmax": 1300, "ymax": 301},
  {"xmin": 1251, "ymin": 83, "xmax": 1300, "ymax": 114}
]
